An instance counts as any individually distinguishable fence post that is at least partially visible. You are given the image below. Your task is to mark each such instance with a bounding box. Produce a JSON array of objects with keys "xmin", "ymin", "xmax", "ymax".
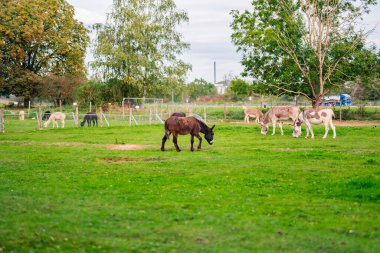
[
  {"xmin": 0, "ymin": 110, "xmax": 4, "ymax": 133},
  {"xmin": 339, "ymin": 102, "xmax": 342, "ymax": 122},
  {"xmin": 28, "ymin": 101, "xmax": 31, "ymax": 114},
  {"xmin": 129, "ymin": 108, "xmax": 132, "ymax": 126},
  {"xmin": 224, "ymin": 104, "xmax": 227, "ymax": 120},
  {"xmin": 149, "ymin": 109, "xmax": 152, "ymax": 125},
  {"xmin": 75, "ymin": 107, "xmax": 79, "ymax": 128},
  {"xmin": 90, "ymin": 101, "xmax": 92, "ymax": 113},
  {"xmin": 99, "ymin": 107, "xmax": 103, "ymax": 127},
  {"xmin": 122, "ymin": 100, "xmax": 125, "ymax": 120},
  {"xmin": 38, "ymin": 107, "xmax": 42, "ymax": 129},
  {"xmin": 59, "ymin": 99, "xmax": 62, "ymax": 112}
]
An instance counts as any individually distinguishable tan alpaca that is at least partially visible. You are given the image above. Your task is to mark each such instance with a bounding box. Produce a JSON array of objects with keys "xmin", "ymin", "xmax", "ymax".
[{"xmin": 19, "ymin": 110, "xmax": 25, "ymax": 120}]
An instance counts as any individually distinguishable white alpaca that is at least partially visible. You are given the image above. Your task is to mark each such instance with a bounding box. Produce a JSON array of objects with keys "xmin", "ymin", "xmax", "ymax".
[
  {"xmin": 43, "ymin": 112, "xmax": 66, "ymax": 128},
  {"xmin": 19, "ymin": 110, "xmax": 25, "ymax": 120}
]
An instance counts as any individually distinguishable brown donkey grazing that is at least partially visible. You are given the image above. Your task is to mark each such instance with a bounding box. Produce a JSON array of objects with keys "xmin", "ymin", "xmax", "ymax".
[{"xmin": 161, "ymin": 116, "xmax": 215, "ymax": 152}]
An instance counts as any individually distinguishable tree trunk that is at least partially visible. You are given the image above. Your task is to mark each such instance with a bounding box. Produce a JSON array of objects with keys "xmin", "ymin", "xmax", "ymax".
[
  {"xmin": 311, "ymin": 96, "xmax": 320, "ymax": 109},
  {"xmin": 23, "ymin": 98, "xmax": 30, "ymax": 108}
]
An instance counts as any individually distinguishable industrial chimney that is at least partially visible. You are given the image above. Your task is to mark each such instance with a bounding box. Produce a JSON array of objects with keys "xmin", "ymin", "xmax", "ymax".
[{"xmin": 214, "ymin": 61, "xmax": 216, "ymax": 84}]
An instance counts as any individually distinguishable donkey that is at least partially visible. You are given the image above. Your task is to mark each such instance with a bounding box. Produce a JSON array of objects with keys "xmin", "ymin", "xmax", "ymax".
[
  {"xmin": 170, "ymin": 112, "xmax": 186, "ymax": 117},
  {"xmin": 42, "ymin": 111, "xmax": 51, "ymax": 120},
  {"xmin": 260, "ymin": 106, "xmax": 301, "ymax": 135},
  {"xmin": 242, "ymin": 106, "xmax": 263, "ymax": 123},
  {"xmin": 43, "ymin": 112, "xmax": 66, "ymax": 128},
  {"xmin": 80, "ymin": 112, "xmax": 98, "ymax": 127},
  {"xmin": 161, "ymin": 116, "xmax": 215, "ymax": 152},
  {"xmin": 292, "ymin": 108, "xmax": 336, "ymax": 139}
]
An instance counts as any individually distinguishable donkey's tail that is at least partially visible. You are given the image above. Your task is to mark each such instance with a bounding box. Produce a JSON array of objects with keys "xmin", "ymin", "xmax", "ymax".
[
  {"xmin": 332, "ymin": 111, "xmax": 336, "ymax": 119},
  {"xmin": 164, "ymin": 121, "xmax": 171, "ymax": 140}
]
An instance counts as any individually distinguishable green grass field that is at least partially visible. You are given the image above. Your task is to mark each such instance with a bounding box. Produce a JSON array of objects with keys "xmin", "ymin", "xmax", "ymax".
[{"xmin": 0, "ymin": 122, "xmax": 379, "ymax": 252}]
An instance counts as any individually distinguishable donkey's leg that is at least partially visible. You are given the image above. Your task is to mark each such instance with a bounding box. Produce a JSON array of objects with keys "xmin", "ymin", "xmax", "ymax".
[
  {"xmin": 305, "ymin": 125, "xmax": 310, "ymax": 138},
  {"xmin": 190, "ymin": 134, "xmax": 195, "ymax": 152},
  {"xmin": 196, "ymin": 134, "xmax": 202, "ymax": 150},
  {"xmin": 323, "ymin": 121, "xmax": 329, "ymax": 139},
  {"xmin": 173, "ymin": 133, "xmax": 181, "ymax": 152},
  {"xmin": 330, "ymin": 120, "xmax": 336, "ymax": 139},
  {"xmin": 279, "ymin": 121, "xmax": 284, "ymax": 135},
  {"xmin": 161, "ymin": 132, "xmax": 171, "ymax": 151},
  {"xmin": 306, "ymin": 122, "xmax": 314, "ymax": 139},
  {"xmin": 271, "ymin": 120, "xmax": 277, "ymax": 135},
  {"xmin": 161, "ymin": 135, "xmax": 168, "ymax": 151},
  {"xmin": 61, "ymin": 119, "xmax": 65, "ymax": 128}
]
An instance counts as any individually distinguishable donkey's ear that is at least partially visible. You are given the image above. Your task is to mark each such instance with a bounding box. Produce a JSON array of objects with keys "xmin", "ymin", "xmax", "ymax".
[{"xmin": 211, "ymin": 125, "xmax": 215, "ymax": 130}]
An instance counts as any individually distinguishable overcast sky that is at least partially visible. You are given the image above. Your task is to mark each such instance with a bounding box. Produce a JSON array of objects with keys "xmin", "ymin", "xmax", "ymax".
[{"xmin": 66, "ymin": 0, "xmax": 380, "ymax": 83}]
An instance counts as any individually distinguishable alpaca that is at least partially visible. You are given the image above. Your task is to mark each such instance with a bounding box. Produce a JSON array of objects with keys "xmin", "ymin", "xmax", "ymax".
[
  {"xmin": 19, "ymin": 110, "xmax": 25, "ymax": 120},
  {"xmin": 43, "ymin": 112, "xmax": 66, "ymax": 128},
  {"xmin": 80, "ymin": 112, "xmax": 98, "ymax": 127}
]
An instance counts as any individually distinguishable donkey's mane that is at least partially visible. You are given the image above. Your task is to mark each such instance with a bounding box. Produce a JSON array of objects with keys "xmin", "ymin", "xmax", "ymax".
[{"xmin": 194, "ymin": 117, "xmax": 209, "ymax": 134}]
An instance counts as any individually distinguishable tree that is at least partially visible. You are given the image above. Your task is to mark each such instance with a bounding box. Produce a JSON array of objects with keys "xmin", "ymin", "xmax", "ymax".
[
  {"xmin": 230, "ymin": 78, "xmax": 252, "ymax": 97},
  {"xmin": 92, "ymin": 0, "xmax": 190, "ymax": 99},
  {"xmin": 340, "ymin": 47, "xmax": 380, "ymax": 100},
  {"xmin": 75, "ymin": 80, "xmax": 106, "ymax": 107},
  {"xmin": 41, "ymin": 75, "xmax": 84, "ymax": 106},
  {"xmin": 0, "ymin": 0, "xmax": 89, "ymax": 103},
  {"xmin": 231, "ymin": 0, "xmax": 378, "ymax": 108},
  {"xmin": 186, "ymin": 78, "xmax": 217, "ymax": 101}
]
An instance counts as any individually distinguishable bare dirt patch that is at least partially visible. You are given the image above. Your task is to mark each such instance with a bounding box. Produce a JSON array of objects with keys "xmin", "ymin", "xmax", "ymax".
[
  {"xmin": 106, "ymin": 144, "xmax": 149, "ymax": 150},
  {"xmin": 102, "ymin": 157, "xmax": 167, "ymax": 163},
  {"xmin": 334, "ymin": 121, "xmax": 380, "ymax": 127}
]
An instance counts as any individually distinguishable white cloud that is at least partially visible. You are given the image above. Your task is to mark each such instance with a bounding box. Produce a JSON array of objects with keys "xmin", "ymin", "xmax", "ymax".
[{"xmin": 74, "ymin": 7, "xmax": 107, "ymax": 25}]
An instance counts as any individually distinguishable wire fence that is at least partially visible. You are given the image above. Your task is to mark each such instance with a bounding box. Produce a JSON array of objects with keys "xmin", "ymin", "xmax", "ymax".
[{"xmin": 1, "ymin": 102, "xmax": 379, "ymax": 133}]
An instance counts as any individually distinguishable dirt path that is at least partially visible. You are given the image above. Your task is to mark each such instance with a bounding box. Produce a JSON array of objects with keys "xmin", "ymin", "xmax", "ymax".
[{"xmin": 333, "ymin": 121, "xmax": 380, "ymax": 126}]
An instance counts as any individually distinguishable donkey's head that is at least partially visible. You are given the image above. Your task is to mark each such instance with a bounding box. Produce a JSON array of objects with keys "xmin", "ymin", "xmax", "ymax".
[
  {"xmin": 292, "ymin": 120, "xmax": 303, "ymax": 138},
  {"xmin": 260, "ymin": 122, "xmax": 269, "ymax": 135},
  {"xmin": 204, "ymin": 125, "xmax": 215, "ymax": 145}
]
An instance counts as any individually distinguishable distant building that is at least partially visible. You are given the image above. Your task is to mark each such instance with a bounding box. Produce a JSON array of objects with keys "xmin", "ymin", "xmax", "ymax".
[
  {"xmin": 214, "ymin": 80, "xmax": 231, "ymax": 95},
  {"xmin": 321, "ymin": 94, "xmax": 352, "ymax": 106}
]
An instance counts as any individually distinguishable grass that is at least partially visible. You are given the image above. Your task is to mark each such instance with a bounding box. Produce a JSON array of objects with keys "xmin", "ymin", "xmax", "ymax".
[{"xmin": 0, "ymin": 122, "xmax": 379, "ymax": 252}]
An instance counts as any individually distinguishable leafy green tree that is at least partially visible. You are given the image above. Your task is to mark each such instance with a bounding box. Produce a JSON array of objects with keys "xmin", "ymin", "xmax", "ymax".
[
  {"xmin": 41, "ymin": 75, "xmax": 84, "ymax": 106},
  {"xmin": 186, "ymin": 78, "xmax": 217, "ymax": 101},
  {"xmin": 92, "ymin": 0, "xmax": 190, "ymax": 99},
  {"xmin": 230, "ymin": 78, "xmax": 252, "ymax": 97},
  {"xmin": 0, "ymin": 0, "xmax": 89, "ymax": 104},
  {"xmin": 75, "ymin": 80, "xmax": 106, "ymax": 107},
  {"xmin": 231, "ymin": 0, "xmax": 378, "ymax": 108}
]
